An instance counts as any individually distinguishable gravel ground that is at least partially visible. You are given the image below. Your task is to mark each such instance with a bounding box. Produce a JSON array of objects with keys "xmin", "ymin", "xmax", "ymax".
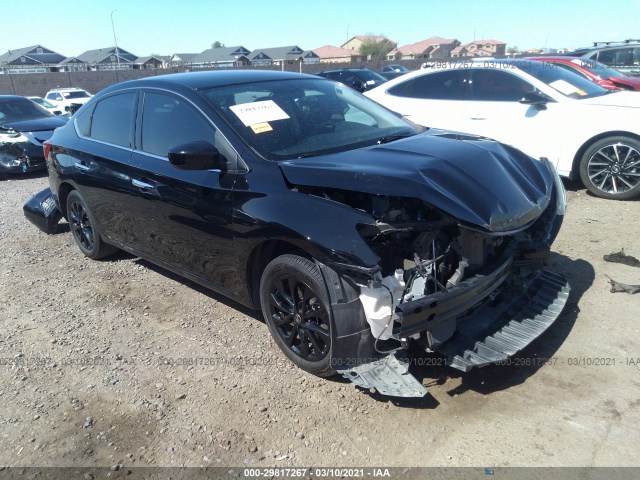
[{"xmin": 0, "ymin": 171, "xmax": 639, "ymax": 470}]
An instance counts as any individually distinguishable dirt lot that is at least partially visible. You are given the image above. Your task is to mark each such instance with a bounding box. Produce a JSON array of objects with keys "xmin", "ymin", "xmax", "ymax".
[{"xmin": 0, "ymin": 172, "xmax": 639, "ymax": 472}]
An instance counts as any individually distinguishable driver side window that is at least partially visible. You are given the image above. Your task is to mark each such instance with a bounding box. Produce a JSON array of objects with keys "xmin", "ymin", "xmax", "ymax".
[
  {"xmin": 470, "ymin": 70, "xmax": 535, "ymax": 101},
  {"xmin": 141, "ymin": 92, "xmax": 216, "ymax": 158}
]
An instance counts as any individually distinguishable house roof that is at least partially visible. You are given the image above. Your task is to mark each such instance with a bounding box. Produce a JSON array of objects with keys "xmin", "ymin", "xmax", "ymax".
[
  {"xmin": 76, "ymin": 47, "xmax": 137, "ymax": 64},
  {"xmin": 190, "ymin": 46, "xmax": 251, "ymax": 64},
  {"xmin": 313, "ymin": 45, "xmax": 359, "ymax": 58},
  {"xmin": 171, "ymin": 53, "xmax": 198, "ymax": 62},
  {"xmin": 452, "ymin": 39, "xmax": 507, "ymax": 54},
  {"xmin": 59, "ymin": 56, "xmax": 86, "ymax": 65},
  {"xmin": 0, "ymin": 45, "xmax": 66, "ymax": 65},
  {"xmin": 389, "ymin": 37, "xmax": 458, "ymax": 56},
  {"xmin": 135, "ymin": 55, "xmax": 167, "ymax": 64},
  {"xmin": 249, "ymin": 46, "xmax": 306, "ymax": 61}
]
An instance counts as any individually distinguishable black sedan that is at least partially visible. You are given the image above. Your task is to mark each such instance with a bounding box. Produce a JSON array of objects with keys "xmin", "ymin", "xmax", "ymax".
[
  {"xmin": 0, "ymin": 95, "xmax": 67, "ymax": 175},
  {"xmin": 317, "ymin": 68, "xmax": 387, "ymax": 92},
  {"xmin": 27, "ymin": 70, "xmax": 569, "ymax": 397}
]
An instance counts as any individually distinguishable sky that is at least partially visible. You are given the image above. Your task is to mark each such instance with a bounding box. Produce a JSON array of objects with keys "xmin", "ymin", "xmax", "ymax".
[{"xmin": 3, "ymin": 0, "xmax": 640, "ymax": 57}]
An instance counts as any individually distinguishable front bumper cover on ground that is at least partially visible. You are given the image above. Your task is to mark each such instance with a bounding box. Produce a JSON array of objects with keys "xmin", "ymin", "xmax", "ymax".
[{"xmin": 340, "ymin": 268, "xmax": 570, "ymax": 398}]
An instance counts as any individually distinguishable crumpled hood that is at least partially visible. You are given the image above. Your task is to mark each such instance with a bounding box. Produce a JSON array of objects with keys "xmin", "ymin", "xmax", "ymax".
[
  {"xmin": 1, "ymin": 116, "xmax": 67, "ymax": 133},
  {"xmin": 278, "ymin": 132, "xmax": 554, "ymax": 232}
]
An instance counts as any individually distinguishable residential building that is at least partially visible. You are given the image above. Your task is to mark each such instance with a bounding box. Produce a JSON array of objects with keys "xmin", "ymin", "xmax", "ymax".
[
  {"xmin": 387, "ymin": 37, "xmax": 460, "ymax": 61},
  {"xmin": 170, "ymin": 53, "xmax": 198, "ymax": 67},
  {"xmin": 451, "ymin": 39, "xmax": 507, "ymax": 58},
  {"xmin": 313, "ymin": 45, "xmax": 363, "ymax": 63},
  {"xmin": 190, "ymin": 46, "xmax": 251, "ymax": 69},
  {"xmin": 75, "ymin": 47, "xmax": 138, "ymax": 70},
  {"xmin": 249, "ymin": 46, "xmax": 318, "ymax": 66},
  {"xmin": 0, "ymin": 45, "xmax": 66, "ymax": 74},
  {"xmin": 341, "ymin": 35, "xmax": 396, "ymax": 52},
  {"xmin": 134, "ymin": 55, "xmax": 169, "ymax": 69}
]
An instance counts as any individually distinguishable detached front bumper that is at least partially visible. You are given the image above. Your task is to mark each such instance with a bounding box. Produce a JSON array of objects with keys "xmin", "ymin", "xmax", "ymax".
[
  {"xmin": 23, "ymin": 188, "xmax": 62, "ymax": 234},
  {"xmin": 341, "ymin": 266, "xmax": 570, "ymax": 397}
]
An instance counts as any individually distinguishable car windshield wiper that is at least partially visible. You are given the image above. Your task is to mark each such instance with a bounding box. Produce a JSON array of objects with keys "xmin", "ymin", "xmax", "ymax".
[{"xmin": 376, "ymin": 131, "xmax": 413, "ymax": 145}]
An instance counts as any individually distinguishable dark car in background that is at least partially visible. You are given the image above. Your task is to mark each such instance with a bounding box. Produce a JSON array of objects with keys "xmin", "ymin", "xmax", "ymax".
[
  {"xmin": 561, "ymin": 40, "xmax": 640, "ymax": 76},
  {"xmin": 0, "ymin": 95, "xmax": 67, "ymax": 175},
  {"xmin": 317, "ymin": 68, "xmax": 387, "ymax": 92},
  {"xmin": 380, "ymin": 64, "xmax": 410, "ymax": 80},
  {"xmin": 32, "ymin": 70, "xmax": 569, "ymax": 397}
]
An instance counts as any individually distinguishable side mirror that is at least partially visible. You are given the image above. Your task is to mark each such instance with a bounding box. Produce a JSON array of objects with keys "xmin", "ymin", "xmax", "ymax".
[
  {"xmin": 519, "ymin": 91, "xmax": 548, "ymax": 110},
  {"xmin": 351, "ymin": 81, "xmax": 365, "ymax": 92},
  {"xmin": 168, "ymin": 141, "xmax": 225, "ymax": 170}
]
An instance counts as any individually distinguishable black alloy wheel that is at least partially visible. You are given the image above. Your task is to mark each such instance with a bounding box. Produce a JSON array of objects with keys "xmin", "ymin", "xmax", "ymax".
[
  {"xmin": 66, "ymin": 190, "xmax": 117, "ymax": 259},
  {"xmin": 260, "ymin": 255, "xmax": 335, "ymax": 377}
]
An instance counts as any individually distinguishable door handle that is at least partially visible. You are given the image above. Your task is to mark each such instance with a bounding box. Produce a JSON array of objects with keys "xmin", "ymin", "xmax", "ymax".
[
  {"xmin": 131, "ymin": 178, "xmax": 154, "ymax": 190},
  {"xmin": 74, "ymin": 162, "xmax": 90, "ymax": 171}
]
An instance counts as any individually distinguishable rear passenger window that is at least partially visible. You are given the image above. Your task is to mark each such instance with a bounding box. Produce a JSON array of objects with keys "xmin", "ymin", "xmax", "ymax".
[
  {"xmin": 89, "ymin": 93, "xmax": 136, "ymax": 147},
  {"xmin": 388, "ymin": 70, "xmax": 469, "ymax": 100},
  {"xmin": 141, "ymin": 92, "xmax": 215, "ymax": 157}
]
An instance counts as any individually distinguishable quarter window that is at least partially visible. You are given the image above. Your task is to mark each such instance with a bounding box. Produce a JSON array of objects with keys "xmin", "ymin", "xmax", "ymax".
[
  {"xmin": 141, "ymin": 92, "xmax": 215, "ymax": 157},
  {"xmin": 89, "ymin": 92, "xmax": 136, "ymax": 147},
  {"xmin": 387, "ymin": 70, "xmax": 469, "ymax": 100}
]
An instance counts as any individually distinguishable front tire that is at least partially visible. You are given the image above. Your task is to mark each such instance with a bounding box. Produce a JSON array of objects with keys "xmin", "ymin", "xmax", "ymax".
[
  {"xmin": 66, "ymin": 190, "xmax": 117, "ymax": 259},
  {"xmin": 579, "ymin": 136, "xmax": 640, "ymax": 200},
  {"xmin": 259, "ymin": 255, "xmax": 335, "ymax": 377}
]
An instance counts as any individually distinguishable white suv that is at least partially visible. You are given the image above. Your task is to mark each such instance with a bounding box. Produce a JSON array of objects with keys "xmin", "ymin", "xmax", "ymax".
[{"xmin": 45, "ymin": 88, "xmax": 92, "ymax": 113}]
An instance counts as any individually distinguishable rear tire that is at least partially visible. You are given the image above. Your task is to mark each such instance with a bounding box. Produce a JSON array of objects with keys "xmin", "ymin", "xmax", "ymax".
[
  {"xmin": 259, "ymin": 255, "xmax": 335, "ymax": 377},
  {"xmin": 579, "ymin": 136, "xmax": 640, "ymax": 200},
  {"xmin": 66, "ymin": 190, "xmax": 117, "ymax": 259}
]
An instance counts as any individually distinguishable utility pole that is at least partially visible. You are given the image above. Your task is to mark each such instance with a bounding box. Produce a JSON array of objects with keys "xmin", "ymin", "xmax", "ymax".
[{"xmin": 111, "ymin": 10, "xmax": 121, "ymax": 70}]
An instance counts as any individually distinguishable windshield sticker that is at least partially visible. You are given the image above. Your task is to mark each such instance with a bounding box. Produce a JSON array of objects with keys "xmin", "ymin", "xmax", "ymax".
[
  {"xmin": 230, "ymin": 100, "xmax": 289, "ymax": 127},
  {"xmin": 250, "ymin": 122, "xmax": 273, "ymax": 134},
  {"xmin": 549, "ymin": 79, "xmax": 582, "ymax": 96}
]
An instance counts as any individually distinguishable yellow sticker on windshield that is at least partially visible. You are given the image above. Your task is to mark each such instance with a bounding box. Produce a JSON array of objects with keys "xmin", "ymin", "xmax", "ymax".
[
  {"xmin": 250, "ymin": 122, "xmax": 273, "ymax": 134},
  {"xmin": 576, "ymin": 89, "xmax": 587, "ymax": 96}
]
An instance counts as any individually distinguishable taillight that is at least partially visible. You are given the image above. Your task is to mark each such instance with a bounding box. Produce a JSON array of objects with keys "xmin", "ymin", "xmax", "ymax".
[{"xmin": 43, "ymin": 140, "xmax": 52, "ymax": 163}]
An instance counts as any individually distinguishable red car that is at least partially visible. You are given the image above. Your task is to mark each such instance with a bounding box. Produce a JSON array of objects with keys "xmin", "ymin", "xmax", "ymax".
[{"xmin": 531, "ymin": 56, "xmax": 640, "ymax": 91}]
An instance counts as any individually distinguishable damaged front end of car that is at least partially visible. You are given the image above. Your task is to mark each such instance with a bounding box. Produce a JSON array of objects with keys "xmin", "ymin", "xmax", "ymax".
[
  {"xmin": 280, "ymin": 135, "xmax": 570, "ymax": 398},
  {"xmin": 0, "ymin": 127, "xmax": 49, "ymax": 174}
]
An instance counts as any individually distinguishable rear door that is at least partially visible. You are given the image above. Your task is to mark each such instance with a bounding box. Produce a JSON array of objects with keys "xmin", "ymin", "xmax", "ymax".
[
  {"xmin": 71, "ymin": 91, "xmax": 138, "ymax": 244},
  {"xmin": 127, "ymin": 89, "xmax": 240, "ymax": 293},
  {"xmin": 381, "ymin": 69, "xmax": 472, "ymax": 130}
]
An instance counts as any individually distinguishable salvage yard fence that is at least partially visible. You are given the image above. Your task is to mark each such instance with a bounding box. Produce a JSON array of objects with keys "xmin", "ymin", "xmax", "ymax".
[{"xmin": 0, "ymin": 60, "xmax": 427, "ymax": 97}]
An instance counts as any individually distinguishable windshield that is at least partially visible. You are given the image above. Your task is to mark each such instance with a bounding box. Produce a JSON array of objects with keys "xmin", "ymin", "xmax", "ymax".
[
  {"xmin": 63, "ymin": 91, "xmax": 90, "ymax": 99},
  {"xmin": 356, "ymin": 70, "xmax": 387, "ymax": 82},
  {"xmin": 0, "ymin": 97, "xmax": 53, "ymax": 124},
  {"xmin": 516, "ymin": 60, "xmax": 610, "ymax": 99},
  {"xmin": 202, "ymin": 77, "xmax": 419, "ymax": 160},
  {"xmin": 571, "ymin": 59, "xmax": 626, "ymax": 80}
]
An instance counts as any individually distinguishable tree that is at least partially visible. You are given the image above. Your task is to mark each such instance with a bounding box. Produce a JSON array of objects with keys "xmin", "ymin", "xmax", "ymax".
[
  {"xmin": 507, "ymin": 46, "xmax": 519, "ymax": 54},
  {"xmin": 212, "ymin": 41, "xmax": 225, "ymax": 48},
  {"xmin": 359, "ymin": 39, "xmax": 395, "ymax": 60}
]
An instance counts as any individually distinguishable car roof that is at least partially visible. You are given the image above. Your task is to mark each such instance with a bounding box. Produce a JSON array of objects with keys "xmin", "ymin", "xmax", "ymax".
[
  {"xmin": 110, "ymin": 70, "xmax": 318, "ymax": 92},
  {"xmin": 0, "ymin": 95, "xmax": 32, "ymax": 101},
  {"xmin": 319, "ymin": 68, "xmax": 371, "ymax": 73}
]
